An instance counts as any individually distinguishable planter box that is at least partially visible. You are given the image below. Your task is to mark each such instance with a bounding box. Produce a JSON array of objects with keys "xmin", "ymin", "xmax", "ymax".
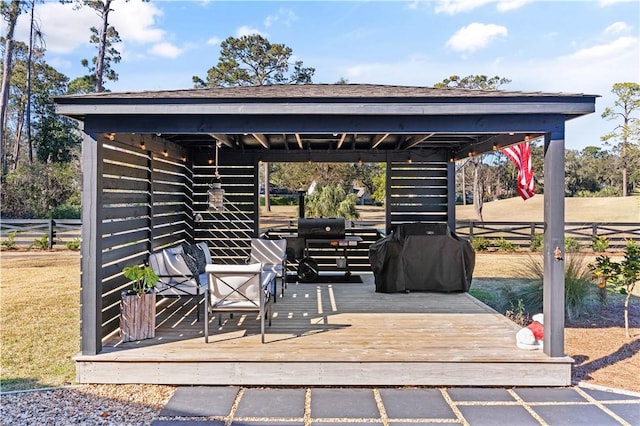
[{"xmin": 120, "ymin": 291, "xmax": 156, "ymax": 342}]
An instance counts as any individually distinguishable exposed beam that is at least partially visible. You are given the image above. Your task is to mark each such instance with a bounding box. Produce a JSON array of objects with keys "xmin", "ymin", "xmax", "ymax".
[
  {"xmin": 209, "ymin": 133, "xmax": 235, "ymax": 149},
  {"xmin": 295, "ymin": 133, "xmax": 303, "ymax": 149},
  {"xmin": 371, "ymin": 133, "xmax": 390, "ymax": 149},
  {"xmin": 399, "ymin": 133, "xmax": 435, "ymax": 150},
  {"xmin": 336, "ymin": 133, "xmax": 348, "ymax": 149},
  {"xmin": 252, "ymin": 133, "xmax": 270, "ymax": 149}
]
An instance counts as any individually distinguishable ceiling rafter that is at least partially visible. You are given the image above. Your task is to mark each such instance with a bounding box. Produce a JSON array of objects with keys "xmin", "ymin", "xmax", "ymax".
[
  {"xmin": 371, "ymin": 133, "xmax": 390, "ymax": 149},
  {"xmin": 399, "ymin": 133, "xmax": 435, "ymax": 150},
  {"xmin": 336, "ymin": 133, "xmax": 348, "ymax": 149},
  {"xmin": 208, "ymin": 133, "xmax": 235, "ymax": 149},
  {"xmin": 252, "ymin": 133, "xmax": 270, "ymax": 149}
]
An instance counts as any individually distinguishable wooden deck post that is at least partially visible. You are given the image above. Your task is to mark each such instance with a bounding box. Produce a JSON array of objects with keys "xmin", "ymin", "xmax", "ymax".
[
  {"xmin": 543, "ymin": 132, "xmax": 565, "ymax": 357},
  {"xmin": 80, "ymin": 133, "xmax": 104, "ymax": 355}
]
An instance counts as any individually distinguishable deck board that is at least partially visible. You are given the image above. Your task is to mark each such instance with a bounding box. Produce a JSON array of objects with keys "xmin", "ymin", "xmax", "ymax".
[{"xmin": 75, "ymin": 274, "xmax": 572, "ymax": 386}]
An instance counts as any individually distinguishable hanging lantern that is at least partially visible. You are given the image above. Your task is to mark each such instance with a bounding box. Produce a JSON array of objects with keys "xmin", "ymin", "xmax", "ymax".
[
  {"xmin": 208, "ymin": 141, "xmax": 225, "ymax": 211},
  {"xmin": 208, "ymin": 178, "xmax": 225, "ymax": 210}
]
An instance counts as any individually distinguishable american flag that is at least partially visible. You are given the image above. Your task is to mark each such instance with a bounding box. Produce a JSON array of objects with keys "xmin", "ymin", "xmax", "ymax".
[{"xmin": 502, "ymin": 141, "xmax": 535, "ymax": 200}]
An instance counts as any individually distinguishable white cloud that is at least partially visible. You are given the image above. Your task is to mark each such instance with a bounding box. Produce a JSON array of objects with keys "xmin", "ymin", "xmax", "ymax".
[
  {"xmin": 563, "ymin": 36, "xmax": 637, "ymax": 61},
  {"xmin": 148, "ymin": 42, "xmax": 183, "ymax": 59},
  {"xmin": 8, "ymin": 1, "xmax": 166, "ymax": 56},
  {"xmin": 446, "ymin": 23, "xmax": 508, "ymax": 53},
  {"xmin": 604, "ymin": 21, "xmax": 632, "ymax": 35},
  {"xmin": 110, "ymin": 1, "xmax": 166, "ymax": 45},
  {"xmin": 496, "ymin": 0, "xmax": 534, "ymax": 12},
  {"xmin": 435, "ymin": 0, "xmax": 493, "ymax": 14},
  {"xmin": 264, "ymin": 8, "xmax": 298, "ymax": 28},
  {"xmin": 236, "ymin": 25, "xmax": 264, "ymax": 37},
  {"xmin": 207, "ymin": 37, "xmax": 222, "ymax": 46},
  {"xmin": 435, "ymin": 0, "xmax": 530, "ymax": 14},
  {"xmin": 13, "ymin": 3, "xmax": 97, "ymax": 54}
]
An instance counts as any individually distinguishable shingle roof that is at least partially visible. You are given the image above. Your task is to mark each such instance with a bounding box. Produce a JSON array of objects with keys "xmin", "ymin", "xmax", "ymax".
[{"xmin": 58, "ymin": 83, "xmax": 594, "ymax": 100}]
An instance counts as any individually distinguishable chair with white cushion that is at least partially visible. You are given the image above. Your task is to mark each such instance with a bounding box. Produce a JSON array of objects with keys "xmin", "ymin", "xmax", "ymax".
[
  {"xmin": 204, "ymin": 262, "xmax": 274, "ymax": 343},
  {"xmin": 148, "ymin": 242, "xmax": 211, "ymax": 321},
  {"xmin": 248, "ymin": 238, "xmax": 287, "ymax": 301}
]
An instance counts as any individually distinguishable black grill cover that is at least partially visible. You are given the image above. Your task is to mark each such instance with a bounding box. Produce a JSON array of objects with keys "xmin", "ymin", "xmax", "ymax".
[{"xmin": 369, "ymin": 223, "xmax": 475, "ymax": 293}]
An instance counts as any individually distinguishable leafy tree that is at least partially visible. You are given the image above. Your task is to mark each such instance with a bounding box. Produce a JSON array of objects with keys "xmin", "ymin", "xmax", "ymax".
[
  {"xmin": 435, "ymin": 75, "xmax": 511, "ymax": 220},
  {"xmin": 193, "ymin": 34, "xmax": 315, "ymax": 87},
  {"xmin": 601, "ymin": 82, "xmax": 640, "ymax": 197},
  {"xmin": 1, "ymin": 161, "xmax": 80, "ymax": 218},
  {"xmin": 2, "ymin": 39, "xmax": 80, "ymax": 168},
  {"xmin": 371, "ymin": 168, "xmax": 386, "ymax": 205},
  {"xmin": 590, "ymin": 239, "xmax": 640, "ymax": 338},
  {"xmin": 434, "ymin": 75, "xmax": 511, "ymax": 90},
  {"xmin": 271, "ymin": 162, "xmax": 354, "ymax": 195},
  {"xmin": 304, "ymin": 184, "xmax": 359, "ymax": 220}
]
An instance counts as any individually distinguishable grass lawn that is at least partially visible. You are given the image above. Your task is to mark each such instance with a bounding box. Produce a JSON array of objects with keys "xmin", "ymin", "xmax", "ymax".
[{"xmin": 0, "ymin": 251, "xmax": 80, "ymax": 391}]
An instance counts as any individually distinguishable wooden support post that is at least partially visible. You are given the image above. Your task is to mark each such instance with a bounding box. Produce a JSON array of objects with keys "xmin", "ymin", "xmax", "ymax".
[
  {"xmin": 543, "ymin": 132, "xmax": 565, "ymax": 358},
  {"xmin": 81, "ymin": 133, "xmax": 104, "ymax": 355}
]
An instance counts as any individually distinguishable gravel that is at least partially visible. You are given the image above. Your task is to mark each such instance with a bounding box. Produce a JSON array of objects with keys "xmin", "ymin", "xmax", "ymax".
[{"xmin": 0, "ymin": 385, "xmax": 175, "ymax": 426}]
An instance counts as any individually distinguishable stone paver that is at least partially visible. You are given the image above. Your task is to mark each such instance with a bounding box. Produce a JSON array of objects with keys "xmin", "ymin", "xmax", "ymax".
[{"xmin": 152, "ymin": 385, "xmax": 640, "ymax": 426}]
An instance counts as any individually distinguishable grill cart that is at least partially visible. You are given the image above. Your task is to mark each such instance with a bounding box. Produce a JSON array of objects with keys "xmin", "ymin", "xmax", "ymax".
[{"xmin": 285, "ymin": 217, "xmax": 362, "ymax": 282}]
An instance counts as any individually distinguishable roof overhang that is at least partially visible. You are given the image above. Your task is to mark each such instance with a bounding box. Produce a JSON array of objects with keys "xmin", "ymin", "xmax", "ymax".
[{"xmin": 54, "ymin": 84, "xmax": 598, "ymax": 159}]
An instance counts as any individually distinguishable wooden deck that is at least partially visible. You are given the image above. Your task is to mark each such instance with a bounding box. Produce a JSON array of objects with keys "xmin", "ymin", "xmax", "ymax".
[{"xmin": 75, "ymin": 274, "xmax": 572, "ymax": 386}]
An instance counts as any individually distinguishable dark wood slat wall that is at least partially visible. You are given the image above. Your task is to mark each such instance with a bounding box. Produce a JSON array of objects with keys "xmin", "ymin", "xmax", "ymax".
[
  {"xmin": 192, "ymin": 154, "xmax": 259, "ymax": 265},
  {"xmin": 387, "ymin": 158, "xmax": 449, "ymax": 231},
  {"xmin": 98, "ymin": 138, "xmax": 193, "ymax": 340}
]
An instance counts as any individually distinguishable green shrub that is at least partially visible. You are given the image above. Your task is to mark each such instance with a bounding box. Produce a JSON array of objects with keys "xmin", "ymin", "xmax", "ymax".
[
  {"xmin": 591, "ymin": 235, "xmax": 609, "ymax": 252},
  {"xmin": 565, "ymin": 237, "xmax": 581, "ymax": 253},
  {"xmin": 530, "ymin": 233, "xmax": 543, "ymax": 252},
  {"xmin": 563, "ymin": 254, "xmax": 596, "ymax": 320},
  {"xmin": 66, "ymin": 238, "xmax": 81, "ymax": 251},
  {"xmin": 495, "ymin": 237, "xmax": 518, "ymax": 252},
  {"xmin": 1, "ymin": 231, "xmax": 18, "ymax": 249},
  {"xmin": 522, "ymin": 253, "xmax": 596, "ymax": 321},
  {"xmin": 31, "ymin": 234, "xmax": 49, "ymax": 250},
  {"xmin": 471, "ymin": 236, "xmax": 490, "ymax": 251},
  {"xmin": 47, "ymin": 204, "xmax": 81, "ymax": 219},
  {"xmin": 505, "ymin": 299, "xmax": 530, "ymax": 327}
]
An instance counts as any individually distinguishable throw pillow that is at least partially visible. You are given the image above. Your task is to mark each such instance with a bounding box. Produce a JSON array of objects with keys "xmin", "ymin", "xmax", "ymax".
[
  {"xmin": 191, "ymin": 244, "xmax": 208, "ymax": 273},
  {"xmin": 178, "ymin": 253, "xmax": 200, "ymax": 286}
]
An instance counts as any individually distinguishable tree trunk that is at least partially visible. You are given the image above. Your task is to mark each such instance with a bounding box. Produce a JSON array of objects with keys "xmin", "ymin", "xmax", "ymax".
[
  {"xmin": 461, "ymin": 164, "xmax": 466, "ymax": 205},
  {"xmin": 264, "ymin": 162, "xmax": 271, "ymax": 211},
  {"xmin": 26, "ymin": 0, "xmax": 35, "ymax": 164},
  {"xmin": 472, "ymin": 158, "xmax": 484, "ymax": 221},
  {"xmin": 95, "ymin": 0, "xmax": 113, "ymax": 93},
  {"xmin": 0, "ymin": 0, "xmax": 22, "ymax": 177}
]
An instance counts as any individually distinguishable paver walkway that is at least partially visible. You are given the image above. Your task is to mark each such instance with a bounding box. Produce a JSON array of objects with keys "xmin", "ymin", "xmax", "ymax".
[{"xmin": 152, "ymin": 385, "xmax": 640, "ymax": 426}]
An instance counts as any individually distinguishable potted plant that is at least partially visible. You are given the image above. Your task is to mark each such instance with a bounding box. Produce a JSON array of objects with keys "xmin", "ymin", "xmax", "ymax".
[{"xmin": 120, "ymin": 265, "xmax": 159, "ymax": 342}]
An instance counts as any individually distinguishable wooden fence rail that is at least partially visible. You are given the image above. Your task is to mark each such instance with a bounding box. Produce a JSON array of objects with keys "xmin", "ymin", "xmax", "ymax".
[
  {"xmin": 1, "ymin": 219, "xmax": 638, "ymax": 251},
  {"xmin": 0, "ymin": 219, "xmax": 82, "ymax": 249},
  {"xmin": 455, "ymin": 221, "xmax": 640, "ymax": 250}
]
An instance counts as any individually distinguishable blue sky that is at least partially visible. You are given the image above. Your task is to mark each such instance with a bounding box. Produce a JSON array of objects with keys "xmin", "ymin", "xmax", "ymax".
[{"xmin": 6, "ymin": 0, "xmax": 639, "ymax": 150}]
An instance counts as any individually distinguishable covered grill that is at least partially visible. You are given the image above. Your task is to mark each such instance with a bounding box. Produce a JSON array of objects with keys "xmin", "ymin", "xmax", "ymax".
[
  {"xmin": 369, "ymin": 223, "xmax": 475, "ymax": 293},
  {"xmin": 286, "ymin": 217, "xmax": 361, "ymax": 282}
]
